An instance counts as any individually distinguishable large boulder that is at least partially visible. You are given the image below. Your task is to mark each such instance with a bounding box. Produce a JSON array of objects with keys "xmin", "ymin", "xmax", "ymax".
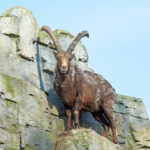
[
  {"xmin": 1, "ymin": 6, "xmax": 39, "ymax": 60},
  {"xmin": 0, "ymin": 73, "xmax": 63, "ymax": 150},
  {"xmin": 56, "ymin": 129, "xmax": 124, "ymax": 150},
  {"xmin": 108, "ymin": 94, "xmax": 150, "ymax": 150}
]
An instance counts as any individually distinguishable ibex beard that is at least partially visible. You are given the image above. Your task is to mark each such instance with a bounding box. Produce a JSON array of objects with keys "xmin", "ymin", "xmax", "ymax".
[{"xmin": 41, "ymin": 25, "xmax": 118, "ymax": 144}]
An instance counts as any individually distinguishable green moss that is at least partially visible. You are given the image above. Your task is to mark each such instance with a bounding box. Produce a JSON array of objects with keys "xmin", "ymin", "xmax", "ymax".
[
  {"xmin": 2, "ymin": 6, "xmax": 15, "ymax": 17},
  {"xmin": 12, "ymin": 124, "xmax": 19, "ymax": 131},
  {"xmin": 25, "ymin": 144, "xmax": 36, "ymax": 150},
  {"xmin": 6, "ymin": 100, "xmax": 14, "ymax": 107},
  {"xmin": 3, "ymin": 76, "xmax": 15, "ymax": 98},
  {"xmin": 53, "ymin": 29, "xmax": 75, "ymax": 39},
  {"xmin": 51, "ymin": 117, "xmax": 64, "ymax": 133},
  {"xmin": 124, "ymin": 127, "xmax": 138, "ymax": 150},
  {"xmin": 18, "ymin": 100, "xmax": 27, "ymax": 109},
  {"xmin": 56, "ymin": 130, "xmax": 90, "ymax": 150},
  {"xmin": 10, "ymin": 133, "xmax": 20, "ymax": 150},
  {"xmin": 72, "ymin": 131, "xmax": 89, "ymax": 149},
  {"xmin": 6, "ymin": 100, "xmax": 17, "ymax": 110},
  {"xmin": 8, "ymin": 122, "xmax": 19, "ymax": 133},
  {"xmin": 49, "ymin": 43, "xmax": 55, "ymax": 48},
  {"xmin": 39, "ymin": 28, "xmax": 49, "ymax": 39},
  {"xmin": 53, "ymin": 33, "xmax": 62, "ymax": 40}
]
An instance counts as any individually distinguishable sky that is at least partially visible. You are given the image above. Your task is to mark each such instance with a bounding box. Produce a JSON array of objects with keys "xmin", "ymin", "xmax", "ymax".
[{"xmin": 0, "ymin": 0, "xmax": 150, "ymax": 118}]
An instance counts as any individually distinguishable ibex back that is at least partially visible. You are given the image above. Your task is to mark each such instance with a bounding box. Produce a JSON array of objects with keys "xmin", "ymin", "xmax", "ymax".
[{"xmin": 41, "ymin": 26, "xmax": 118, "ymax": 144}]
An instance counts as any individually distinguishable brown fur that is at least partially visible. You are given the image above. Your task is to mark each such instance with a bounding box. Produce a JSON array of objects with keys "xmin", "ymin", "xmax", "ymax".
[
  {"xmin": 41, "ymin": 25, "xmax": 118, "ymax": 144},
  {"xmin": 54, "ymin": 61, "xmax": 118, "ymax": 144}
]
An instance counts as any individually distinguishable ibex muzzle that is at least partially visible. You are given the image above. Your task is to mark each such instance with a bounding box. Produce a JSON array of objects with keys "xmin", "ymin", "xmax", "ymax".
[
  {"xmin": 56, "ymin": 52, "xmax": 75, "ymax": 76},
  {"xmin": 52, "ymin": 51, "xmax": 75, "ymax": 76}
]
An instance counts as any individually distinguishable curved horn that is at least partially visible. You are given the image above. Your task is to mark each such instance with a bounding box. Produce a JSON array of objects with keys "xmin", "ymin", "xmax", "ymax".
[
  {"xmin": 41, "ymin": 25, "xmax": 62, "ymax": 53},
  {"xmin": 67, "ymin": 30, "xmax": 89, "ymax": 54}
]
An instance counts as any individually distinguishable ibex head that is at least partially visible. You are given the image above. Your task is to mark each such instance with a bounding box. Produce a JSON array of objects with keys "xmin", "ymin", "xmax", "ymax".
[{"xmin": 41, "ymin": 26, "xmax": 89, "ymax": 77}]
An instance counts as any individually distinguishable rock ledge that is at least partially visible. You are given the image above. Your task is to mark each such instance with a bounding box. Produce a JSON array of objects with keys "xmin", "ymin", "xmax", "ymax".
[{"xmin": 56, "ymin": 129, "xmax": 124, "ymax": 150}]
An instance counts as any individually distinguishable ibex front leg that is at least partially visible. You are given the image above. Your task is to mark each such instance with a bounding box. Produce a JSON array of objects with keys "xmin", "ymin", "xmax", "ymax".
[
  {"xmin": 64, "ymin": 105, "xmax": 72, "ymax": 131},
  {"xmin": 73, "ymin": 94, "xmax": 82, "ymax": 129}
]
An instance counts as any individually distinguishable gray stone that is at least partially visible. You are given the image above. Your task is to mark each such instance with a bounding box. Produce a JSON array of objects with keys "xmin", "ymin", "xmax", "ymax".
[
  {"xmin": 0, "ymin": 17, "xmax": 19, "ymax": 36},
  {"xmin": 115, "ymin": 94, "xmax": 148, "ymax": 119},
  {"xmin": 2, "ymin": 6, "xmax": 39, "ymax": 60},
  {"xmin": 38, "ymin": 28, "xmax": 54, "ymax": 46},
  {"xmin": 78, "ymin": 61, "xmax": 94, "ymax": 72},
  {"xmin": 20, "ymin": 133, "xmax": 28, "ymax": 148},
  {"xmin": 37, "ymin": 44, "xmax": 56, "ymax": 73},
  {"xmin": 0, "ymin": 34, "xmax": 17, "ymax": 57},
  {"xmin": 0, "ymin": 73, "xmax": 62, "ymax": 150},
  {"xmin": 56, "ymin": 129, "xmax": 124, "ymax": 150}
]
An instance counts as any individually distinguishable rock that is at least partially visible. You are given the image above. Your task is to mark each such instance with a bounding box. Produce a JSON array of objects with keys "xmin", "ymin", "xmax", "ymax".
[
  {"xmin": 78, "ymin": 61, "xmax": 94, "ymax": 72},
  {"xmin": 109, "ymin": 95, "xmax": 150, "ymax": 149},
  {"xmin": 37, "ymin": 44, "xmax": 57, "ymax": 74},
  {"xmin": 0, "ymin": 56, "xmax": 40, "ymax": 88},
  {"xmin": 2, "ymin": 6, "xmax": 39, "ymax": 60},
  {"xmin": 0, "ymin": 34, "xmax": 17, "ymax": 57},
  {"xmin": 114, "ymin": 94, "xmax": 149, "ymax": 119},
  {"xmin": 38, "ymin": 28, "xmax": 54, "ymax": 46},
  {"xmin": 0, "ymin": 17, "xmax": 19, "ymax": 37},
  {"xmin": 127, "ymin": 116, "xmax": 150, "ymax": 149},
  {"xmin": 0, "ymin": 73, "xmax": 65, "ymax": 150},
  {"xmin": 56, "ymin": 129, "xmax": 124, "ymax": 150}
]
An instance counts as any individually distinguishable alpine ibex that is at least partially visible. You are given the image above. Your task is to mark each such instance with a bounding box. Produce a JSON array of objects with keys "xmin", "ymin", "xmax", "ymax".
[{"xmin": 41, "ymin": 26, "xmax": 118, "ymax": 144}]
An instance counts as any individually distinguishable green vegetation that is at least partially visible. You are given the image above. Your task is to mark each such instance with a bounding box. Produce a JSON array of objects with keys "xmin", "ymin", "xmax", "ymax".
[
  {"xmin": 3, "ymin": 76, "xmax": 15, "ymax": 98},
  {"xmin": 53, "ymin": 29, "xmax": 75, "ymax": 39}
]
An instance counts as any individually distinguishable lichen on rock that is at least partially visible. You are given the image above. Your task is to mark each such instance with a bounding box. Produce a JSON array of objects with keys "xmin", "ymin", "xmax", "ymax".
[
  {"xmin": 38, "ymin": 28, "xmax": 54, "ymax": 46},
  {"xmin": 56, "ymin": 129, "xmax": 124, "ymax": 150}
]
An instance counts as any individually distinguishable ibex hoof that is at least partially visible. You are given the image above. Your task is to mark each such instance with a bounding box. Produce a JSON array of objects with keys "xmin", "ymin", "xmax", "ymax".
[
  {"xmin": 113, "ymin": 139, "xmax": 118, "ymax": 144},
  {"xmin": 74, "ymin": 123, "xmax": 80, "ymax": 129},
  {"xmin": 65, "ymin": 126, "xmax": 72, "ymax": 131}
]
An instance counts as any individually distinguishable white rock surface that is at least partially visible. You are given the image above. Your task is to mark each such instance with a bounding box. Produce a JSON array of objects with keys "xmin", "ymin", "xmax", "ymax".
[
  {"xmin": 56, "ymin": 129, "xmax": 124, "ymax": 150},
  {"xmin": 2, "ymin": 6, "xmax": 39, "ymax": 60},
  {"xmin": 0, "ymin": 34, "xmax": 17, "ymax": 57},
  {"xmin": 0, "ymin": 17, "xmax": 19, "ymax": 36}
]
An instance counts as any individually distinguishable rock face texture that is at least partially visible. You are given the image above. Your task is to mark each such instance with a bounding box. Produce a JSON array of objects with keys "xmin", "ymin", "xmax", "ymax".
[
  {"xmin": 0, "ymin": 6, "xmax": 149, "ymax": 150},
  {"xmin": 111, "ymin": 95, "xmax": 150, "ymax": 150},
  {"xmin": 56, "ymin": 129, "xmax": 124, "ymax": 150}
]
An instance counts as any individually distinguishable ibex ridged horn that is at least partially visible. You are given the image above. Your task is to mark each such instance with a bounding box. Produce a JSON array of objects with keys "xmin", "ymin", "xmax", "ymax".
[
  {"xmin": 41, "ymin": 25, "xmax": 62, "ymax": 53},
  {"xmin": 67, "ymin": 30, "xmax": 89, "ymax": 54}
]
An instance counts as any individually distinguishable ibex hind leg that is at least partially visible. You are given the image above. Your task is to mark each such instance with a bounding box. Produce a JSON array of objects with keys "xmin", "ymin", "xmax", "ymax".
[
  {"xmin": 102, "ymin": 102, "xmax": 118, "ymax": 144},
  {"xmin": 91, "ymin": 112, "xmax": 110, "ymax": 138}
]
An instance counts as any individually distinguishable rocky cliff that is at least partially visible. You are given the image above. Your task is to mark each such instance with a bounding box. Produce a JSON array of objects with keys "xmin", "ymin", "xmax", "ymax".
[{"xmin": 0, "ymin": 6, "xmax": 149, "ymax": 150}]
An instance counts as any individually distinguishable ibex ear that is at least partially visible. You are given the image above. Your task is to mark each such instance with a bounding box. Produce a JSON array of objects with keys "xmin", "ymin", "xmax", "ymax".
[
  {"xmin": 71, "ymin": 53, "xmax": 75, "ymax": 59},
  {"xmin": 52, "ymin": 51, "xmax": 57, "ymax": 59}
]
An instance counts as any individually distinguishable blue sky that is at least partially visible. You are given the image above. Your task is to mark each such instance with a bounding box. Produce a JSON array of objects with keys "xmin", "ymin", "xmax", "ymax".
[{"xmin": 0, "ymin": 0, "xmax": 150, "ymax": 118}]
